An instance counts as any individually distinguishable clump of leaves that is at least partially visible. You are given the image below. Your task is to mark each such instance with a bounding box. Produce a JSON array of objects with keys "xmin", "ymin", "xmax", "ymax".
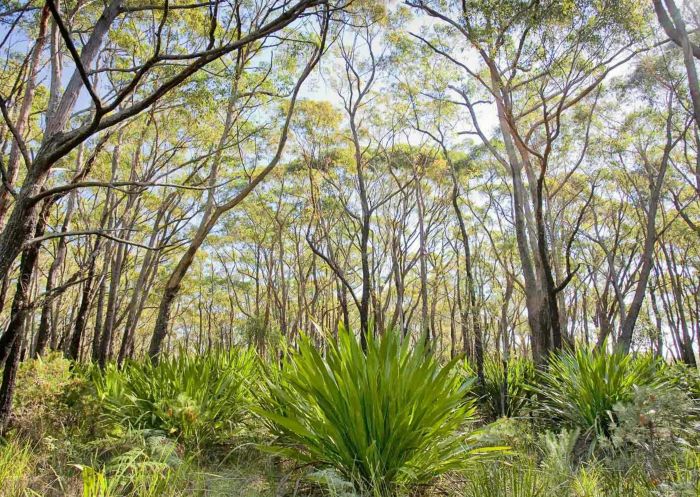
[
  {"xmin": 539, "ymin": 428, "xmax": 580, "ymax": 483},
  {"xmin": 258, "ymin": 326, "xmax": 494, "ymax": 496},
  {"xmin": 471, "ymin": 417, "xmax": 536, "ymax": 456},
  {"xmin": 602, "ymin": 385, "xmax": 697, "ymax": 473},
  {"xmin": 78, "ymin": 429, "xmax": 200, "ymax": 497},
  {"xmin": 571, "ymin": 463, "xmax": 656, "ymax": 497},
  {"xmin": 467, "ymin": 356, "xmax": 535, "ymax": 420},
  {"xmin": 92, "ymin": 349, "xmax": 257, "ymax": 448},
  {"xmin": 13, "ymin": 352, "xmax": 98, "ymax": 439},
  {"xmin": 536, "ymin": 346, "xmax": 661, "ymax": 442},
  {"xmin": 461, "ymin": 459, "xmax": 550, "ymax": 497}
]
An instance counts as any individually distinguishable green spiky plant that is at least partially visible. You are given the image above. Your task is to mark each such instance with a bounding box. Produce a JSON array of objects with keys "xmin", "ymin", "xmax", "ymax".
[
  {"xmin": 257, "ymin": 326, "xmax": 496, "ymax": 496},
  {"xmin": 461, "ymin": 459, "xmax": 550, "ymax": 497},
  {"xmin": 466, "ymin": 356, "xmax": 536, "ymax": 420},
  {"xmin": 536, "ymin": 346, "xmax": 661, "ymax": 440},
  {"xmin": 92, "ymin": 348, "xmax": 257, "ymax": 448}
]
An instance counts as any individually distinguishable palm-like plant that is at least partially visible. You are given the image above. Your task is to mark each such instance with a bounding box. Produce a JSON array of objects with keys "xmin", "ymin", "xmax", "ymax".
[
  {"xmin": 92, "ymin": 348, "xmax": 257, "ymax": 448},
  {"xmin": 258, "ymin": 326, "xmax": 489, "ymax": 496},
  {"xmin": 536, "ymin": 346, "xmax": 661, "ymax": 438},
  {"xmin": 467, "ymin": 356, "xmax": 535, "ymax": 420}
]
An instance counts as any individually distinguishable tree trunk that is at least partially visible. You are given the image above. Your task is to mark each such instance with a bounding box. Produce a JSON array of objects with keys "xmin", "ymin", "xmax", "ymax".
[{"xmin": 0, "ymin": 214, "xmax": 47, "ymax": 431}]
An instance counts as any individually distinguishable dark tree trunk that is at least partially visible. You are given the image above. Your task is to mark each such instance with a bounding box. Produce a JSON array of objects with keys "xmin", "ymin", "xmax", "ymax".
[{"xmin": 0, "ymin": 214, "xmax": 47, "ymax": 432}]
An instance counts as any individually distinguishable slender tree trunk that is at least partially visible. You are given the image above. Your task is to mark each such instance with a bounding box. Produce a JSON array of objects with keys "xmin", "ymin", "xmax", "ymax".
[
  {"xmin": 619, "ymin": 97, "xmax": 675, "ymax": 351},
  {"xmin": 0, "ymin": 6, "xmax": 50, "ymax": 229},
  {"xmin": 449, "ymin": 165, "xmax": 483, "ymax": 384},
  {"xmin": 34, "ymin": 191, "xmax": 76, "ymax": 357},
  {"xmin": 0, "ymin": 213, "xmax": 47, "ymax": 431}
]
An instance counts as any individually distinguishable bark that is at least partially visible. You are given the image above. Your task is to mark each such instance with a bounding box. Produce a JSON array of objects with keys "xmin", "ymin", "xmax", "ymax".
[
  {"xmin": 449, "ymin": 162, "xmax": 483, "ymax": 384},
  {"xmin": 67, "ymin": 243, "xmax": 100, "ymax": 361},
  {"xmin": 415, "ymin": 174, "xmax": 430, "ymax": 345},
  {"xmin": 0, "ymin": 213, "xmax": 47, "ymax": 432},
  {"xmin": 0, "ymin": 6, "xmax": 50, "ymax": 229},
  {"xmin": 34, "ymin": 190, "xmax": 75, "ymax": 357},
  {"xmin": 653, "ymin": 1, "xmax": 700, "ymax": 126}
]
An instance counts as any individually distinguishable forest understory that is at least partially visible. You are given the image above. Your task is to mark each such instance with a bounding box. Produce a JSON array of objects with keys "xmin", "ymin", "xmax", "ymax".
[
  {"xmin": 1, "ymin": 0, "xmax": 700, "ymax": 495},
  {"xmin": 1, "ymin": 334, "xmax": 699, "ymax": 497}
]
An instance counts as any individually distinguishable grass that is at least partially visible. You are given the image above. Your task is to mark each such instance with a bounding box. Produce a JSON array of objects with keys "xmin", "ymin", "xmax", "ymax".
[{"xmin": 0, "ymin": 438, "xmax": 34, "ymax": 496}]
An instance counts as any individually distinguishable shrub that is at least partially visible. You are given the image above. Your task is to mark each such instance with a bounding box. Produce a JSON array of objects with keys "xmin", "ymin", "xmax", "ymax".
[
  {"xmin": 92, "ymin": 348, "xmax": 257, "ymax": 448},
  {"xmin": 602, "ymin": 385, "xmax": 697, "ymax": 472},
  {"xmin": 536, "ymin": 347, "xmax": 661, "ymax": 440},
  {"xmin": 658, "ymin": 449, "xmax": 700, "ymax": 497},
  {"xmin": 539, "ymin": 428, "xmax": 580, "ymax": 480},
  {"xmin": 570, "ymin": 463, "xmax": 655, "ymax": 497},
  {"xmin": 467, "ymin": 356, "xmax": 535, "ymax": 420},
  {"xmin": 664, "ymin": 362, "xmax": 700, "ymax": 402},
  {"xmin": 471, "ymin": 417, "xmax": 536, "ymax": 457},
  {"xmin": 257, "ymin": 326, "xmax": 489, "ymax": 496},
  {"xmin": 77, "ymin": 430, "xmax": 201, "ymax": 497},
  {"xmin": 12, "ymin": 353, "xmax": 98, "ymax": 439}
]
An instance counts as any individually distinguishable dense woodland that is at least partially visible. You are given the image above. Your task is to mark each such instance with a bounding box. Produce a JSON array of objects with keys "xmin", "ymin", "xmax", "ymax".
[{"xmin": 0, "ymin": 0, "xmax": 699, "ymax": 496}]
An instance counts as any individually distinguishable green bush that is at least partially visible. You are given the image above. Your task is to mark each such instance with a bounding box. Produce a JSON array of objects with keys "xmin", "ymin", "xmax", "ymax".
[
  {"xmin": 471, "ymin": 417, "xmax": 536, "ymax": 456},
  {"xmin": 536, "ymin": 346, "xmax": 661, "ymax": 441},
  {"xmin": 77, "ymin": 430, "xmax": 201, "ymax": 497},
  {"xmin": 467, "ymin": 356, "xmax": 535, "ymax": 420},
  {"xmin": 659, "ymin": 449, "xmax": 700, "ymax": 497},
  {"xmin": 539, "ymin": 428, "xmax": 580, "ymax": 480},
  {"xmin": 92, "ymin": 349, "xmax": 257, "ymax": 448},
  {"xmin": 603, "ymin": 385, "xmax": 697, "ymax": 472},
  {"xmin": 258, "ymin": 326, "xmax": 489, "ymax": 496},
  {"xmin": 664, "ymin": 362, "xmax": 700, "ymax": 402},
  {"xmin": 12, "ymin": 353, "xmax": 98, "ymax": 439},
  {"xmin": 570, "ymin": 463, "xmax": 655, "ymax": 497}
]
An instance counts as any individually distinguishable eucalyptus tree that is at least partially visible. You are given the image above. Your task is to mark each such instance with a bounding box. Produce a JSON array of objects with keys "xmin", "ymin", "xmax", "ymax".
[
  {"xmin": 147, "ymin": 10, "xmax": 331, "ymax": 360},
  {"xmin": 304, "ymin": 5, "xmax": 409, "ymax": 347},
  {"xmin": 405, "ymin": 0, "xmax": 652, "ymax": 361},
  {"xmin": 0, "ymin": 0, "xmax": 333, "ymax": 280},
  {"xmin": 653, "ymin": 0, "xmax": 700, "ymax": 125},
  {"xmin": 0, "ymin": 0, "xmax": 336, "ymax": 427}
]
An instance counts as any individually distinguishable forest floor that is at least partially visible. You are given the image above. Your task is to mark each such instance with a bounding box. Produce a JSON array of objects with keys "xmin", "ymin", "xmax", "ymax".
[{"xmin": 1, "ymin": 351, "xmax": 698, "ymax": 497}]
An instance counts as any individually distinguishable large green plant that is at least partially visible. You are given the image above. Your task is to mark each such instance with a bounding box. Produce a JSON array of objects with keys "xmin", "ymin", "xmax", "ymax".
[
  {"xmin": 258, "ymin": 326, "xmax": 490, "ymax": 496},
  {"xmin": 92, "ymin": 349, "xmax": 257, "ymax": 448},
  {"xmin": 536, "ymin": 346, "xmax": 661, "ymax": 438},
  {"xmin": 467, "ymin": 356, "xmax": 535, "ymax": 420}
]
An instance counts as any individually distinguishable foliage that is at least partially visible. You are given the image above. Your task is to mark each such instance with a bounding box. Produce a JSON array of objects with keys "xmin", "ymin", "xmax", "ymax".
[
  {"xmin": 257, "ymin": 326, "xmax": 487, "ymax": 496},
  {"xmin": 467, "ymin": 356, "xmax": 536, "ymax": 420},
  {"xmin": 77, "ymin": 430, "xmax": 201, "ymax": 497},
  {"xmin": 539, "ymin": 428, "xmax": 580, "ymax": 480},
  {"xmin": 12, "ymin": 353, "xmax": 99, "ymax": 440},
  {"xmin": 536, "ymin": 347, "xmax": 661, "ymax": 441},
  {"xmin": 92, "ymin": 349, "xmax": 257, "ymax": 448},
  {"xmin": 656, "ymin": 450, "xmax": 700, "ymax": 497},
  {"xmin": 601, "ymin": 385, "xmax": 698, "ymax": 472},
  {"xmin": 664, "ymin": 362, "xmax": 700, "ymax": 402},
  {"xmin": 0, "ymin": 438, "xmax": 34, "ymax": 496},
  {"xmin": 460, "ymin": 459, "xmax": 550, "ymax": 497},
  {"xmin": 470, "ymin": 417, "xmax": 536, "ymax": 456},
  {"xmin": 569, "ymin": 463, "xmax": 657, "ymax": 497}
]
